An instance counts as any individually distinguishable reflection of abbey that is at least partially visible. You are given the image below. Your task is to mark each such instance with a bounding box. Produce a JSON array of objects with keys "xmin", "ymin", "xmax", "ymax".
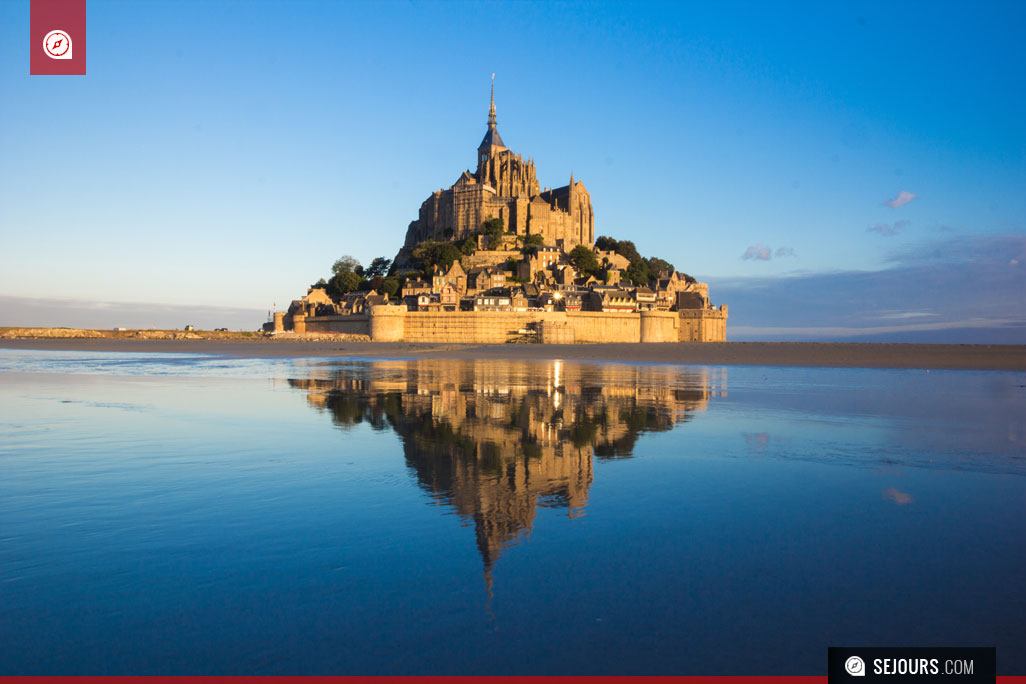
[
  {"xmin": 289, "ymin": 359, "xmax": 726, "ymax": 590},
  {"xmin": 271, "ymin": 85, "xmax": 727, "ymax": 343}
]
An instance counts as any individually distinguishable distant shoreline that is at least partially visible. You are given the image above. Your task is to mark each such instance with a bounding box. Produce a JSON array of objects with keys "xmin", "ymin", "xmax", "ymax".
[{"xmin": 1, "ymin": 335, "xmax": 1024, "ymax": 371}]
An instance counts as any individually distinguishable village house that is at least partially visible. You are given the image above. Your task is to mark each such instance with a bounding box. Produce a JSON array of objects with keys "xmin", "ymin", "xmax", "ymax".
[
  {"xmin": 536, "ymin": 291, "xmax": 558, "ymax": 311},
  {"xmin": 401, "ymin": 278, "xmax": 431, "ymax": 298},
  {"xmin": 633, "ymin": 286, "xmax": 658, "ymax": 311},
  {"xmin": 432, "ymin": 261, "xmax": 467, "ymax": 295},
  {"xmin": 595, "ymin": 250, "xmax": 631, "ymax": 271},
  {"xmin": 518, "ymin": 245, "xmax": 562, "ymax": 282},
  {"xmin": 586, "ymin": 288, "xmax": 637, "ymax": 313},
  {"xmin": 558, "ymin": 291, "xmax": 585, "ymax": 312},
  {"xmin": 473, "ymin": 288, "xmax": 514, "ymax": 311},
  {"xmin": 510, "ymin": 287, "xmax": 529, "ymax": 312},
  {"xmin": 466, "ymin": 265, "xmax": 507, "ymax": 293},
  {"xmin": 438, "ymin": 282, "xmax": 460, "ymax": 311}
]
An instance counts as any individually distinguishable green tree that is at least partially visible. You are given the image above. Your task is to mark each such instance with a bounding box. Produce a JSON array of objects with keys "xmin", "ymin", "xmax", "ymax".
[
  {"xmin": 482, "ymin": 217, "xmax": 504, "ymax": 249},
  {"xmin": 625, "ymin": 259, "xmax": 651, "ymax": 287},
  {"xmin": 458, "ymin": 235, "xmax": 478, "ymax": 255},
  {"xmin": 613, "ymin": 239, "xmax": 641, "ymax": 265},
  {"xmin": 381, "ymin": 277, "xmax": 400, "ymax": 299},
  {"xmin": 592, "ymin": 236, "xmax": 677, "ymax": 286},
  {"xmin": 365, "ymin": 257, "xmax": 392, "ymax": 279},
  {"xmin": 568, "ymin": 245, "xmax": 600, "ymax": 275},
  {"xmin": 522, "ymin": 233, "xmax": 545, "ymax": 254},
  {"xmin": 647, "ymin": 257, "xmax": 675, "ymax": 277},
  {"xmin": 412, "ymin": 240, "xmax": 463, "ymax": 278},
  {"xmin": 327, "ymin": 269, "xmax": 361, "ymax": 298},
  {"xmin": 332, "ymin": 255, "xmax": 361, "ymax": 275},
  {"xmin": 310, "ymin": 277, "xmax": 328, "ymax": 290},
  {"xmin": 326, "ymin": 255, "xmax": 363, "ymax": 297}
]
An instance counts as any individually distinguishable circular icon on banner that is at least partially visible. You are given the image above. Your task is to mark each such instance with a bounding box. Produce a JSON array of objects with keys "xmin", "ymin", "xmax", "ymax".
[
  {"xmin": 44, "ymin": 30, "xmax": 73, "ymax": 60},
  {"xmin": 845, "ymin": 656, "xmax": 866, "ymax": 677}
]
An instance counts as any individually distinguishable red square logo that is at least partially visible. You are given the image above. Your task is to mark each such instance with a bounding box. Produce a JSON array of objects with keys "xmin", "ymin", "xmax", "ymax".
[{"xmin": 31, "ymin": 0, "xmax": 87, "ymax": 75}]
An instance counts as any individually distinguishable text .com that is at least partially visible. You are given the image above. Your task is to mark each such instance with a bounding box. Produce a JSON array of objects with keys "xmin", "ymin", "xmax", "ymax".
[{"xmin": 849, "ymin": 657, "xmax": 977, "ymax": 677}]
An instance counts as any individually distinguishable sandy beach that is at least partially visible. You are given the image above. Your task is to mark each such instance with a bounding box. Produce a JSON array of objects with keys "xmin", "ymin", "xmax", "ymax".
[{"xmin": 1, "ymin": 337, "xmax": 1024, "ymax": 370}]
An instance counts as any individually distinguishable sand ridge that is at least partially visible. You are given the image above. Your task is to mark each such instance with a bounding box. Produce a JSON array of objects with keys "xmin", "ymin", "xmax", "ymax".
[{"xmin": 1, "ymin": 337, "xmax": 1024, "ymax": 371}]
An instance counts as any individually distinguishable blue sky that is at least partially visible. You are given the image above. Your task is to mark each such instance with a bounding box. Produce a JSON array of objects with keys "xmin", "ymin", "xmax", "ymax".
[{"xmin": 1, "ymin": 1, "xmax": 1023, "ymax": 338}]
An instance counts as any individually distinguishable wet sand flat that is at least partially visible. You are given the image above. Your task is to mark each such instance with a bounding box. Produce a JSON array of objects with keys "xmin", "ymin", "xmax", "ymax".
[{"xmin": 1, "ymin": 337, "xmax": 1024, "ymax": 370}]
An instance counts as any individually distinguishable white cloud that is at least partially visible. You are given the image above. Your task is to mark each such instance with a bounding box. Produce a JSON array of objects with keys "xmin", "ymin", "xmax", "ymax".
[
  {"xmin": 885, "ymin": 190, "xmax": 917, "ymax": 208},
  {"xmin": 868, "ymin": 223, "xmax": 899, "ymax": 236},
  {"xmin": 873, "ymin": 311, "xmax": 938, "ymax": 320},
  {"xmin": 742, "ymin": 244, "xmax": 772, "ymax": 261},
  {"xmin": 868, "ymin": 220, "xmax": 908, "ymax": 236}
]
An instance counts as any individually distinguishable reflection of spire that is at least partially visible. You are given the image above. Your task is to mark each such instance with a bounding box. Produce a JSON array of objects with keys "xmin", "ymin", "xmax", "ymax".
[{"xmin": 477, "ymin": 516, "xmax": 497, "ymax": 600}]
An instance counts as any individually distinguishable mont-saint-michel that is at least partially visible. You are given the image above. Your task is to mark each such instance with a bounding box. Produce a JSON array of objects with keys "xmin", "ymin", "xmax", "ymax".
[
  {"xmin": 4, "ymin": 1, "xmax": 1026, "ymax": 677},
  {"xmin": 270, "ymin": 86, "xmax": 727, "ymax": 344}
]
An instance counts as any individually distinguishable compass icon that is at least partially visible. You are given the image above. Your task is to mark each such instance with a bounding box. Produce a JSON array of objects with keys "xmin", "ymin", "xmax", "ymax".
[{"xmin": 44, "ymin": 30, "xmax": 72, "ymax": 59}]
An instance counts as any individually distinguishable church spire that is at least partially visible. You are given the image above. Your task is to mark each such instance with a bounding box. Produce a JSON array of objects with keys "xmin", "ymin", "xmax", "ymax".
[
  {"xmin": 488, "ymin": 73, "xmax": 497, "ymax": 128},
  {"xmin": 476, "ymin": 75, "xmax": 506, "ymax": 179}
]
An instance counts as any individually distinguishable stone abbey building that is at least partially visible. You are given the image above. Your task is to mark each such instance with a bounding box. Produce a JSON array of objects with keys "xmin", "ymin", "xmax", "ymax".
[{"xmin": 400, "ymin": 86, "xmax": 595, "ymax": 255}]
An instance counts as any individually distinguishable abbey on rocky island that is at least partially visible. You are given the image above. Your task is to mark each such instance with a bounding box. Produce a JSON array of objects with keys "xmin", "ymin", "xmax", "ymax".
[
  {"xmin": 397, "ymin": 84, "xmax": 594, "ymax": 262},
  {"xmin": 273, "ymin": 83, "xmax": 727, "ymax": 343}
]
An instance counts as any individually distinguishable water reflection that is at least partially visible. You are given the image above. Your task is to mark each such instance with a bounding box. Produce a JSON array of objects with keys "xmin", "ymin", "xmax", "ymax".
[{"xmin": 289, "ymin": 360, "xmax": 726, "ymax": 587}]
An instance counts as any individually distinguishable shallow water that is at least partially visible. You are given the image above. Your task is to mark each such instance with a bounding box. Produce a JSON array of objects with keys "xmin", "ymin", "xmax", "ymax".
[{"xmin": 1, "ymin": 349, "xmax": 1024, "ymax": 674}]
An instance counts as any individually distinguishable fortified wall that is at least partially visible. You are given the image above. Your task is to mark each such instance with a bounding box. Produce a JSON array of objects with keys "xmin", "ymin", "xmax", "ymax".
[{"xmin": 276, "ymin": 305, "xmax": 728, "ymax": 344}]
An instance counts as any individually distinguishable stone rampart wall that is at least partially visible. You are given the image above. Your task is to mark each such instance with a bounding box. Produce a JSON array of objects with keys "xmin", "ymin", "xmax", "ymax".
[
  {"xmin": 402, "ymin": 310, "xmax": 550, "ymax": 343},
  {"xmin": 566, "ymin": 311, "xmax": 640, "ymax": 343},
  {"xmin": 678, "ymin": 308, "xmax": 727, "ymax": 342},
  {"xmin": 291, "ymin": 307, "xmax": 726, "ymax": 343},
  {"xmin": 303, "ymin": 315, "xmax": 371, "ymax": 335}
]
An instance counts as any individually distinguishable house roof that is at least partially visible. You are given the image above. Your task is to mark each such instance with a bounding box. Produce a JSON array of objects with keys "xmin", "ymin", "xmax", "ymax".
[{"xmin": 477, "ymin": 286, "xmax": 512, "ymax": 297}]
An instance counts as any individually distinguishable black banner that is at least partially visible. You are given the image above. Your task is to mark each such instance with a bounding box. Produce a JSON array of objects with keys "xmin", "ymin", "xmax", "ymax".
[{"xmin": 829, "ymin": 648, "xmax": 996, "ymax": 683}]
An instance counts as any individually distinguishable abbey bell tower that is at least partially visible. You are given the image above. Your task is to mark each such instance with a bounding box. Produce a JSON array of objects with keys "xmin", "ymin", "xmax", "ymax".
[{"xmin": 476, "ymin": 81, "xmax": 507, "ymax": 176}]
